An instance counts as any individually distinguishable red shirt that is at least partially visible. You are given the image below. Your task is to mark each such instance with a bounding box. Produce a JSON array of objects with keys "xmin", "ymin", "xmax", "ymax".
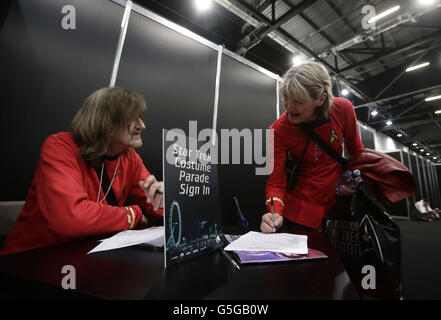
[
  {"xmin": 266, "ymin": 98, "xmax": 363, "ymax": 229},
  {"xmin": 1, "ymin": 132, "xmax": 163, "ymax": 255}
]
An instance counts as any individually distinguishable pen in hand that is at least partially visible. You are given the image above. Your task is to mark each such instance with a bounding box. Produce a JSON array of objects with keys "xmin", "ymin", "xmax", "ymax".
[
  {"xmin": 271, "ymin": 197, "xmax": 275, "ymax": 233},
  {"xmin": 221, "ymin": 247, "xmax": 240, "ymax": 271}
]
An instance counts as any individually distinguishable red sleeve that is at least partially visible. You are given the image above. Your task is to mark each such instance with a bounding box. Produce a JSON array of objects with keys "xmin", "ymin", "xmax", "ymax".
[
  {"xmin": 127, "ymin": 150, "xmax": 164, "ymax": 218},
  {"xmin": 265, "ymin": 129, "xmax": 286, "ymax": 216},
  {"xmin": 342, "ymin": 99, "xmax": 364, "ymax": 157},
  {"xmin": 36, "ymin": 136, "xmax": 143, "ymax": 238}
]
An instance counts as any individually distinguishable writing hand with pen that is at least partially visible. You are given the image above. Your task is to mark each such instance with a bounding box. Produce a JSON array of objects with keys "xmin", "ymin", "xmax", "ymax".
[
  {"xmin": 260, "ymin": 197, "xmax": 283, "ymax": 233},
  {"xmin": 260, "ymin": 213, "xmax": 283, "ymax": 233},
  {"xmin": 138, "ymin": 175, "xmax": 164, "ymax": 227}
]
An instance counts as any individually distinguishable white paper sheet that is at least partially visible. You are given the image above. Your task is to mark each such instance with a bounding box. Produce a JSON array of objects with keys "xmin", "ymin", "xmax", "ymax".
[
  {"xmin": 224, "ymin": 231, "xmax": 308, "ymax": 255},
  {"xmin": 87, "ymin": 226, "xmax": 164, "ymax": 254}
]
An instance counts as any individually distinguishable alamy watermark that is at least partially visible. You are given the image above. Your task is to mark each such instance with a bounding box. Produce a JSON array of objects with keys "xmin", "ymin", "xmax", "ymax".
[
  {"xmin": 166, "ymin": 121, "xmax": 274, "ymax": 176},
  {"xmin": 61, "ymin": 5, "xmax": 76, "ymax": 30},
  {"xmin": 61, "ymin": 264, "xmax": 76, "ymax": 290},
  {"xmin": 361, "ymin": 5, "xmax": 376, "ymax": 30},
  {"xmin": 361, "ymin": 265, "xmax": 376, "ymax": 290}
]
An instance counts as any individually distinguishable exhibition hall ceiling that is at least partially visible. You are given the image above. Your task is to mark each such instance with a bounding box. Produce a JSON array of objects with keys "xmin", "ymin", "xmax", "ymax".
[{"xmin": 136, "ymin": 0, "xmax": 441, "ymax": 162}]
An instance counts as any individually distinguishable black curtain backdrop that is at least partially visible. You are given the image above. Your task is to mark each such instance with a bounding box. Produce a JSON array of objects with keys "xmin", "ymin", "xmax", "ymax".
[
  {"xmin": 410, "ymin": 154, "xmax": 422, "ymax": 201},
  {"xmin": 418, "ymin": 155, "xmax": 429, "ymax": 199},
  {"xmin": 0, "ymin": 0, "xmax": 279, "ymax": 231},
  {"xmin": 115, "ymin": 9, "xmax": 218, "ymax": 181},
  {"xmin": 216, "ymin": 55, "xmax": 277, "ymax": 229},
  {"xmin": 385, "ymin": 151, "xmax": 409, "ymax": 217},
  {"xmin": 0, "ymin": 0, "xmax": 123, "ymax": 200}
]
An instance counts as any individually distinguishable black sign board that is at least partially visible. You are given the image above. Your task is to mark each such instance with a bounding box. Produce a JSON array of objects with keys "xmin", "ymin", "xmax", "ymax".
[{"xmin": 162, "ymin": 129, "xmax": 223, "ymax": 267}]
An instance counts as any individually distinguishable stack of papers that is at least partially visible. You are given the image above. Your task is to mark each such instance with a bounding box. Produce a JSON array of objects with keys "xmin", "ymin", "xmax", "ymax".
[
  {"xmin": 88, "ymin": 226, "xmax": 164, "ymax": 254},
  {"xmin": 224, "ymin": 231, "xmax": 308, "ymax": 255}
]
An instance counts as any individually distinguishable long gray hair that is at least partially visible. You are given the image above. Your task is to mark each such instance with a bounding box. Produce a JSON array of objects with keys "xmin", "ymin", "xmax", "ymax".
[{"xmin": 71, "ymin": 87, "xmax": 147, "ymax": 167}]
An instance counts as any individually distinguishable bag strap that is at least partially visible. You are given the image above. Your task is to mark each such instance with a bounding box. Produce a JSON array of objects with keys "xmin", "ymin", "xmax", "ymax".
[
  {"xmin": 297, "ymin": 122, "xmax": 348, "ymax": 167},
  {"xmin": 288, "ymin": 136, "xmax": 311, "ymax": 166},
  {"xmin": 286, "ymin": 137, "xmax": 311, "ymax": 190}
]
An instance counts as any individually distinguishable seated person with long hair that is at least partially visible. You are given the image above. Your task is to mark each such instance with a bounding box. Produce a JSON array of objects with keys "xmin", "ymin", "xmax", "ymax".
[{"xmin": 1, "ymin": 87, "xmax": 163, "ymax": 255}]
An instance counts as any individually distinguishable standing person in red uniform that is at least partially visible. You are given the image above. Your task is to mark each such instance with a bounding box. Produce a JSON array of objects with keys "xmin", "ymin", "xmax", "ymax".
[
  {"xmin": 261, "ymin": 61, "xmax": 364, "ymax": 233},
  {"xmin": 1, "ymin": 87, "xmax": 164, "ymax": 255}
]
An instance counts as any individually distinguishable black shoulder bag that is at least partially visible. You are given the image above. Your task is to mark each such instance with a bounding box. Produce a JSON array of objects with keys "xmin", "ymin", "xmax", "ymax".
[{"xmin": 298, "ymin": 123, "xmax": 403, "ymax": 300}]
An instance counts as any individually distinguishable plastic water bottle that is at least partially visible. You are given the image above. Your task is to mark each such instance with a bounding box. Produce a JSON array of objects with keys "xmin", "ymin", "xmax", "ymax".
[
  {"xmin": 335, "ymin": 169, "xmax": 362, "ymax": 195},
  {"xmin": 344, "ymin": 169, "xmax": 362, "ymax": 189}
]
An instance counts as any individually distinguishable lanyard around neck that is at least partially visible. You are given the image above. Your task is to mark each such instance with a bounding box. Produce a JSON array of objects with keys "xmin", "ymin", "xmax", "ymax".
[{"xmin": 96, "ymin": 156, "xmax": 120, "ymax": 204}]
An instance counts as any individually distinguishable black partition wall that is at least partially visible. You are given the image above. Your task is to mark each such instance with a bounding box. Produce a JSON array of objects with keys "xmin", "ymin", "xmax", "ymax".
[
  {"xmin": 216, "ymin": 54, "xmax": 277, "ymax": 228},
  {"xmin": 431, "ymin": 164, "xmax": 441, "ymax": 208},
  {"xmin": 414, "ymin": 155, "xmax": 441, "ymax": 208},
  {"xmin": 427, "ymin": 162, "xmax": 435, "ymax": 207},
  {"xmin": 385, "ymin": 151, "xmax": 410, "ymax": 218},
  {"xmin": 114, "ymin": 3, "xmax": 279, "ymax": 228},
  {"xmin": 417, "ymin": 155, "xmax": 426, "ymax": 198},
  {"xmin": 410, "ymin": 153, "xmax": 422, "ymax": 201},
  {"xmin": 433, "ymin": 165, "xmax": 441, "ymax": 209},
  {"xmin": 426, "ymin": 162, "xmax": 440, "ymax": 209},
  {"xmin": 359, "ymin": 126, "xmax": 376, "ymax": 149},
  {"xmin": 0, "ymin": 0, "xmax": 281, "ymax": 231},
  {"xmin": 403, "ymin": 151, "xmax": 417, "ymax": 206},
  {"xmin": 419, "ymin": 156, "xmax": 430, "ymax": 199},
  {"xmin": 115, "ymin": 7, "xmax": 219, "ymax": 179},
  {"xmin": 0, "ymin": 0, "xmax": 124, "ymax": 200},
  {"xmin": 432, "ymin": 164, "xmax": 440, "ymax": 209}
]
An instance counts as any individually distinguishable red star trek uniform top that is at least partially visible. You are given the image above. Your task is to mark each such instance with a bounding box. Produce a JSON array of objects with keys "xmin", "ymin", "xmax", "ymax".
[
  {"xmin": 266, "ymin": 97, "xmax": 364, "ymax": 229},
  {"xmin": 1, "ymin": 132, "xmax": 163, "ymax": 255}
]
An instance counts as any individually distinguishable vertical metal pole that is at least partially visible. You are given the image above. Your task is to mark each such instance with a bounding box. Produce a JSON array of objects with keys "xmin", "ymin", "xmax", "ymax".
[
  {"xmin": 211, "ymin": 45, "xmax": 223, "ymax": 145},
  {"xmin": 276, "ymin": 78, "xmax": 280, "ymax": 119},
  {"xmin": 407, "ymin": 151, "xmax": 416, "ymax": 211},
  {"xmin": 109, "ymin": 0, "xmax": 133, "ymax": 87}
]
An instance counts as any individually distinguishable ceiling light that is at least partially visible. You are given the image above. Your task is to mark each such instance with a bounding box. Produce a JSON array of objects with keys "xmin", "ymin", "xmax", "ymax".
[
  {"xmin": 426, "ymin": 153, "xmax": 430, "ymax": 156},
  {"xmin": 386, "ymin": 120, "xmax": 392, "ymax": 126},
  {"xmin": 371, "ymin": 110, "xmax": 378, "ymax": 116},
  {"xmin": 194, "ymin": 0, "xmax": 212, "ymax": 11},
  {"xmin": 368, "ymin": 5, "xmax": 400, "ymax": 24},
  {"xmin": 418, "ymin": 0, "xmax": 436, "ymax": 6},
  {"xmin": 341, "ymin": 89, "xmax": 349, "ymax": 96},
  {"xmin": 397, "ymin": 133, "xmax": 403, "ymax": 137},
  {"xmin": 405, "ymin": 62, "xmax": 430, "ymax": 72},
  {"xmin": 425, "ymin": 95, "xmax": 441, "ymax": 101},
  {"xmin": 292, "ymin": 55, "xmax": 303, "ymax": 66},
  {"xmin": 435, "ymin": 110, "xmax": 441, "ymax": 114},
  {"xmin": 433, "ymin": 157, "xmax": 437, "ymax": 160},
  {"xmin": 412, "ymin": 143, "xmax": 418, "ymax": 146},
  {"xmin": 420, "ymin": 149, "xmax": 425, "ymax": 152}
]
